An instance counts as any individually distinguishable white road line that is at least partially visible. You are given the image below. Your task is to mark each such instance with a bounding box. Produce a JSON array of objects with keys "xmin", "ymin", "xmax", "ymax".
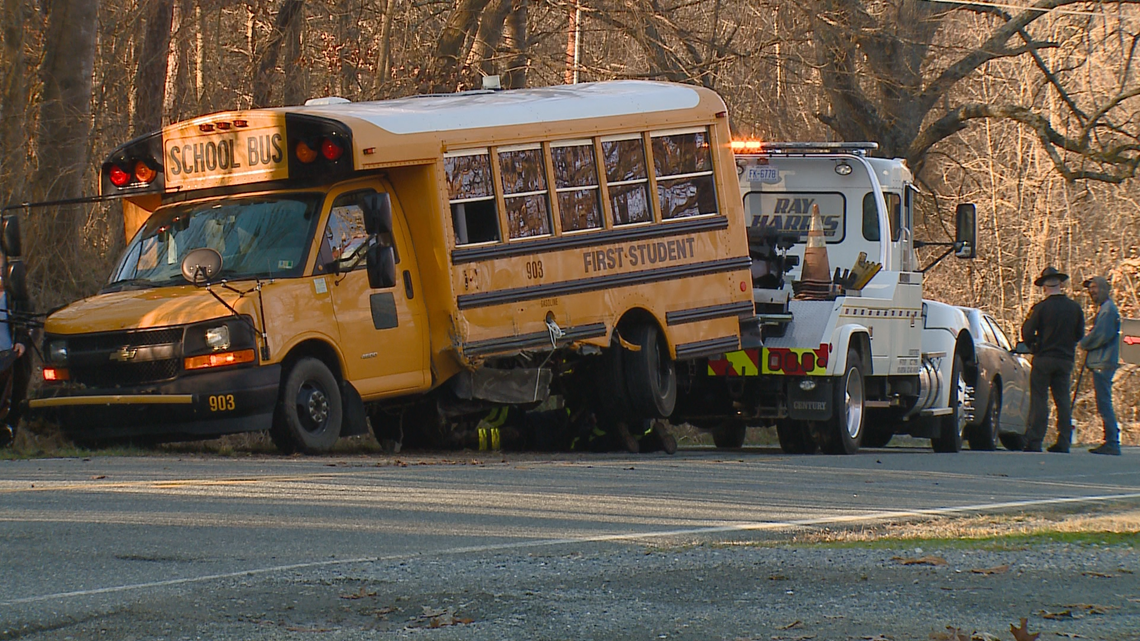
[{"xmin": 4, "ymin": 490, "xmax": 1140, "ymax": 607}]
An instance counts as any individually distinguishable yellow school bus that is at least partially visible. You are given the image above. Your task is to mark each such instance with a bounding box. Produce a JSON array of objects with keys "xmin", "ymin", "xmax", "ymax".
[{"xmin": 30, "ymin": 80, "xmax": 752, "ymax": 452}]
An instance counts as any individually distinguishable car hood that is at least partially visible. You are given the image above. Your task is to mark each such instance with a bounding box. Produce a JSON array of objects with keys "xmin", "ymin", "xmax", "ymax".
[{"xmin": 46, "ymin": 286, "xmax": 246, "ymax": 335}]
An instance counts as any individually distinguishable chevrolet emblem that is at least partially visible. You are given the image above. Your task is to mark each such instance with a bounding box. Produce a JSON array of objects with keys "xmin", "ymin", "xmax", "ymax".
[{"xmin": 110, "ymin": 346, "xmax": 138, "ymax": 362}]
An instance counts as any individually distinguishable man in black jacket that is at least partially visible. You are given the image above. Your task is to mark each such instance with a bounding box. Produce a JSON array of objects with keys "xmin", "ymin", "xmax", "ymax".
[
  {"xmin": 1021, "ymin": 266, "xmax": 1085, "ymax": 453},
  {"xmin": 0, "ymin": 277, "xmax": 32, "ymax": 448}
]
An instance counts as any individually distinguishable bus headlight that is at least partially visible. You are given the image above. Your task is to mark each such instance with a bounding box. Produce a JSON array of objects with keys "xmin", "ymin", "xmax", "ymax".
[
  {"xmin": 204, "ymin": 325, "xmax": 231, "ymax": 351},
  {"xmin": 47, "ymin": 340, "xmax": 68, "ymax": 364}
]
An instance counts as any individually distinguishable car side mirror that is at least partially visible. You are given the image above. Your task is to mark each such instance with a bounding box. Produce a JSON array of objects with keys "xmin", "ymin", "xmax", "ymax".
[
  {"xmin": 366, "ymin": 244, "xmax": 397, "ymax": 289},
  {"xmin": 954, "ymin": 203, "xmax": 976, "ymax": 259},
  {"xmin": 1, "ymin": 215, "xmax": 21, "ymax": 257},
  {"xmin": 1012, "ymin": 341, "xmax": 1032, "ymax": 355},
  {"xmin": 361, "ymin": 193, "xmax": 392, "ymax": 235},
  {"xmin": 4, "ymin": 258, "xmax": 28, "ymax": 302}
]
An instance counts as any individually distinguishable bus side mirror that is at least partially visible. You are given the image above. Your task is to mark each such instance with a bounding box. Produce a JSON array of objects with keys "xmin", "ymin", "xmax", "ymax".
[
  {"xmin": 954, "ymin": 203, "xmax": 976, "ymax": 259},
  {"xmin": 361, "ymin": 193, "xmax": 392, "ymax": 235},
  {"xmin": 1, "ymin": 215, "xmax": 21, "ymax": 257},
  {"xmin": 5, "ymin": 258, "xmax": 29, "ymax": 302},
  {"xmin": 366, "ymin": 244, "xmax": 397, "ymax": 289}
]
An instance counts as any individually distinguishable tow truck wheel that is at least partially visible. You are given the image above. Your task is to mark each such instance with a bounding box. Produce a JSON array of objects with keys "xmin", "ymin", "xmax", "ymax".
[
  {"xmin": 967, "ymin": 384, "xmax": 999, "ymax": 451},
  {"xmin": 711, "ymin": 422, "xmax": 746, "ymax": 449},
  {"xmin": 622, "ymin": 324, "xmax": 677, "ymax": 419},
  {"xmin": 819, "ymin": 348, "xmax": 864, "ymax": 455},
  {"xmin": 776, "ymin": 419, "xmax": 818, "ymax": 454},
  {"xmin": 932, "ymin": 354, "xmax": 967, "ymax": 453},
  {"xmin": 270, "ymin": 357, "xmax": 343, "ymax": 454}
]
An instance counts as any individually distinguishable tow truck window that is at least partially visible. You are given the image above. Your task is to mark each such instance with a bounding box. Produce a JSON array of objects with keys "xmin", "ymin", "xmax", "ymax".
[
  {"xmin": 108, "ymin": 194, "xmax": 321, "ymax": 289},
  {"xmin": 861, "ymin": 192, "xmax": 901, "ymax": 242},
  {"xmin": 445, "ymin": 150, "xmax": 501, "ymax": 245}
]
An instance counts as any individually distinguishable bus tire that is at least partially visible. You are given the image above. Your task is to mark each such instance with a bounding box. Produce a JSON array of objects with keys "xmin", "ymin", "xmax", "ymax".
[
  {"xmin": 776, "ymin": 419, "xmax": 818, "ymax": 454},
  {"xmin": 621, "ymin": 323, "xmax": 677, "ymax": 419},
  {"xmin": 711, "ymin": 422, "xmax": 746, "ymax": 449},
  {"xmin": 270, "ymin": 357, "xmax": 342, "ymax": 454},
  {"xmin": 818, "ymin": 348, "xmax": 864, "ymax": 455},
  {"xmin": 932, "ymin": 355, "xmax": 966, "ymax": 453}
]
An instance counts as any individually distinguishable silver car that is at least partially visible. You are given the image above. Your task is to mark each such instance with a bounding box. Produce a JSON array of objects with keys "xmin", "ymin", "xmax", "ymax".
[{"xmin": 959, "ymin": 307, "xmax": 1031, "ymax": 450}]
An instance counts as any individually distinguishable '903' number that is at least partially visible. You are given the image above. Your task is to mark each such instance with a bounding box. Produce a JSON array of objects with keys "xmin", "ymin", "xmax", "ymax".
[
  {"xmin": 525, "ymin": 260, "xmax": 544, "ymax": 280},
  {"xmin": 208, "ymin": 394, "xmax": 236, "ymax": 412}
]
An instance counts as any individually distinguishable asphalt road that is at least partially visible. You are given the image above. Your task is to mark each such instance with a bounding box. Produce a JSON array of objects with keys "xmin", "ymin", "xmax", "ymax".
[{"xmin": 1, "ymin": 445, "xmax": 1138, "ymax": 639}]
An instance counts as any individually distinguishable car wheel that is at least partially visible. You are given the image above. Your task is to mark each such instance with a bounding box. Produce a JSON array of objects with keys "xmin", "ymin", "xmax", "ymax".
[
  {"xmin": 968, "ymin": 383, "xmax": 999, "ymax": 451},
  {"xmin": 711, "ymin": 422, "xmax": 747, "ymax": 449},
  {"xmin": 817, "ymin": 348, "xmax": 864, "ymax": 455},
  {"xmin": 776, "ymin": 419, "xmax": 818, "ymax": 454},
  {"xmin": 932, "ymin": 355, "xmax": 966, "ymax": 453},
  {"xmin": 270, "ymin": 357, "xmax": 342, "ymax": 454}
]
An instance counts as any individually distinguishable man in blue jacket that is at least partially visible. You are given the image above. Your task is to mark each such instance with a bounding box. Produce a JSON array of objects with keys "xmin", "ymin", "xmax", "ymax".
[{"xmin": 1081, "ymin": 276, "xmax": 1121, "ymax": 455}]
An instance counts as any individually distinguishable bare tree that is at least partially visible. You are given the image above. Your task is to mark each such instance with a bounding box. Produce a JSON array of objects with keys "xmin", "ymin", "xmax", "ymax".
[
  {"xmin": 251, "ymin": 0, "xmax": 305, "ymax": 108},
  {"xmin": 133, "ymin": 0, "xmax": 175, "ymax": 136},
  {"xmin": 0, "ymin": 0, "xmax": 34, "ymax": 203}
]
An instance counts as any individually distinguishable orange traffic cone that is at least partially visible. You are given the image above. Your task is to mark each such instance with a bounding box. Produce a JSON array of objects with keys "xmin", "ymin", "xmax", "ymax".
[{"xmin": 793, "ymin": 203, "xmax": 834, "ymax": 300}]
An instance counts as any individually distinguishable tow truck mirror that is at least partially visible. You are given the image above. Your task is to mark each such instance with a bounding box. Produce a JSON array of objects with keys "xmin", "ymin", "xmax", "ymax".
[
  {"xmin": 361, "ymin": 193, "xmax": 392, "ymax": 235},
  {"xmin": 1, "ymin": 215, "xmax": 21, "ymax": 257},
  {"xmin": 4, "ymin": 258, "xmax": 28, "ymax": 302},
  {"xmin": 180, "ymin": 247, "xmax": 223, "ymax": 285},
  {"xmin": 954, "ymin": 204, "xmax": 977, "ymax": 259},
  {"xmin": 366, "ymin": 244, "xmax": 397, "ymax": 289}
]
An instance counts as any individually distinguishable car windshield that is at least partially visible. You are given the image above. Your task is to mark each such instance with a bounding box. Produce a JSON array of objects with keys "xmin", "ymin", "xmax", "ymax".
[{"xmin": 107, "ymin": 194, "xmax": 322, "ymax": 290}]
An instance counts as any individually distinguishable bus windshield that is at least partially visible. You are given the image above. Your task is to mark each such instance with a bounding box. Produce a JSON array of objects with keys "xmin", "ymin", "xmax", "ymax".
[{"xmin": 107, "ymin": 193, "xmax": 322, "ymax": 290}]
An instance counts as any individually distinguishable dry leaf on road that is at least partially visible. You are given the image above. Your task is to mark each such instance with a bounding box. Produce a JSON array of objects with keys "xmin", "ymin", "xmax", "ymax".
[
  {"xmin": 969, "ymin": 564, "xmax": 1009, "ymax": 575},
  {"xmin": 892, "ymin": 555, "xmax": 948, "ymax": 566},
  {"xmin": 1010, "ymin": 618, "xmax": 1040, "ymax": 641}
]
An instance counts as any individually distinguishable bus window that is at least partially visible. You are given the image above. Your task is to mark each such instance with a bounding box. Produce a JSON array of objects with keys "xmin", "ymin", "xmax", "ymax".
[
  {"xmin": 317, "ymin": 189, "xmax": 397, "ymax": 274},
  {"xmin": 498, "ymin": 144, "xmax": 552, "ymax": 239},
  {"xmin": 445, "ymin": 150, "xmax": 500, "ymax": 245},
  {"xmin": 602, "ymin": 135, "xmax": 652, "ymax": 226},
  {"xmin": 861, "ymin": 191, "xmax": 901, "ymax": 242},
  {"xmin": 551, "ymin": 140, "xmax": 602, "ymax": 233},
  {"xmin": 652, "ymin": 128, "xmax": 717, "ymax": 219}
]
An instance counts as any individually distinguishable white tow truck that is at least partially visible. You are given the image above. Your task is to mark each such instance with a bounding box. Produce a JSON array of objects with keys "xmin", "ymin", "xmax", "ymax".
[{"xmin": 673, "ymin": 142, "xmax": 980, "ymax": 454}]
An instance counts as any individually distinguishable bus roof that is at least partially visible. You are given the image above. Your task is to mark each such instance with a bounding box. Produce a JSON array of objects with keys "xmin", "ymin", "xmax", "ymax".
[{"xmin": 294, "ymin": 81, "xmax": 717, "ymax": 139}]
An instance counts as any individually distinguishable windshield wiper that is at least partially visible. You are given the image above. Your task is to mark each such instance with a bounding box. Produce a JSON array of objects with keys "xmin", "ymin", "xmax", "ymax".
[{"xmin": 101, "ymin": 278, "xmax": 164, "ymax": 293}]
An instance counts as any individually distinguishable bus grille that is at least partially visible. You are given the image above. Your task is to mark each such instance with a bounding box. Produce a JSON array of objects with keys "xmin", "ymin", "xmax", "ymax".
[{"xmin": 65, "ymin": 328, "xmax": 184, "ymax": 387}]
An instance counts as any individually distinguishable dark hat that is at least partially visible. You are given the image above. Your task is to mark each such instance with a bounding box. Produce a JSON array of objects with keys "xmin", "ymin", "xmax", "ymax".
[{"xmin": 1034, "ymin": 266, "xmax": 1069, "ymax": 287}]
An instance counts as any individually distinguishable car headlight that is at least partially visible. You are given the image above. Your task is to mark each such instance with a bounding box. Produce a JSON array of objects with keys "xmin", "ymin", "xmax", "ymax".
[
  {"xmin": 47, "ymin": 340, "xmax": 68, "ymax": 364},
  {"xmin": 204, "ymin": 325, "xmax": 231, "ymax": 351}
]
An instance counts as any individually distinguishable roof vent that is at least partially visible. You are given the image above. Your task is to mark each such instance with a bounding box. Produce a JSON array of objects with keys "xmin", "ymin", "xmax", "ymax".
[
  {"xmin": 482, "ymin": 75, "xmax": 502, "ymax": 91},
  {"xmin": 304, "ymin": 96, "xmax": 351, "ymax": 106}
]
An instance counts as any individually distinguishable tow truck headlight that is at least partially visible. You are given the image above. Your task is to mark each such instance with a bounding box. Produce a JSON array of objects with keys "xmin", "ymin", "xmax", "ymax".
[
  {"xmin": 46, "ymin": 341, "xmax": 68, "ymax": 364},
  {"xmin": 204, "ymin": 325, "xmax": 231, "ymax": 351}
]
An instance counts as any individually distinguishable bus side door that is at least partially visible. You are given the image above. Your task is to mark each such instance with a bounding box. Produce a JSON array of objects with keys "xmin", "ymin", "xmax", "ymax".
[{"xmin": 318, "ymin": 186, "xmax": 430, "ymax": 397}]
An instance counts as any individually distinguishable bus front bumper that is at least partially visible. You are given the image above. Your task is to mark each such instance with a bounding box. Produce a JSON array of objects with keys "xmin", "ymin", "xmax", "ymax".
[{"xmin": 28, "ymin": 364, "xmax": 282, "ymax": 442}]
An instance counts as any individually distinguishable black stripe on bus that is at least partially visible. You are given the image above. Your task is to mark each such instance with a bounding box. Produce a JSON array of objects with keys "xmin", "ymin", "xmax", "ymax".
[
  {"xmin": 455, "ymin": 257, "xmax": 752, "ymax": 310},
  {"xmin": 462, "ymin": 322, "xmax": 607, "ymax": 358},
  {"xmin": 451, "ymin": 216, "xmax": 729, "ymax": 264},
  {"xmin": 665, "ymin": 301, "xmax": 755, "ymax": 326},
  {"xmin": 675, "ymin": 335, "xmax": 741, "ymax": 360}
]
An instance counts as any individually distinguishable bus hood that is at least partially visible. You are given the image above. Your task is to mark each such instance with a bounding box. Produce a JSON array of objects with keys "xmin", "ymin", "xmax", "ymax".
[{"xmin": 46, "ymin": 286, "xmax": 249, "ymax": 335}]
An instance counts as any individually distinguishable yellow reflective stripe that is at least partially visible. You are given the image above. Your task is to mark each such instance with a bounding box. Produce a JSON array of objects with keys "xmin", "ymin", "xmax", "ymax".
[
  {"xmin": 491, "ymin": 427, "xmax": 500, "ymax": 450},
  {"xmin": 726, "ymin": 350, "xmax": 759, "ymax": 376},
  {"xmin": 29, "ymin": 395, "xmax": 195, "ymax": 408},
  {"xmin": 478, "ymin": 428, "xmax": 488, "ymax": 451},
  {"xmin": 477, "ymin": 427, "xmax": 502, "ymax": 450}
]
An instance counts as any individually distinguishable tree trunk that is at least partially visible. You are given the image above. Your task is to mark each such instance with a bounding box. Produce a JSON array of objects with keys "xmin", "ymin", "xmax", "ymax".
[
  {"xmin": 282, "ymin": 1, "xmax": 306, "ymax": 106},
  {"xmin": 424, "ymin": 0, "xmax": 490, "ymax": 93},
  {"xmin": 0, "ymin": 0, "xmax": 33, "ymax": 203},
  {"xmin": 133, "ymin": 0, "xmax": 175, "ymax": 136},
  {"xmin": 251, "ymin": 0, "xmax": 305, "ymax": 108},
  {"xmin": 33, "ymin": 0, "xmax": 98, "ymax": 290},
  {"xmin": 501, "ymin": 0, "xmax": 528, "ymax": 89}
]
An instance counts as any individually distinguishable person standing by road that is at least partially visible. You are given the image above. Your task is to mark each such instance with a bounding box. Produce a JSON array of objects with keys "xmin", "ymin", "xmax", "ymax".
[
  {"xmin": 1080, "ymin": 276, "xmax": 1121, "ymax": 455},
  {"xmin": 1021, "ymin": 266, "xmax": 1085, "ymax": 453},
  {"xmin": 0, "ymin": 276, "xmax": 32, "ymax": 448}
]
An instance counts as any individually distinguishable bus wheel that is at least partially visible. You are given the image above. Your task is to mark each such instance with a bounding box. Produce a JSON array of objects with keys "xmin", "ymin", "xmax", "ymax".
[
  {"xmin": 621, "ymin": 324, "xmax": 677, "ymax": 419},
  {"xmin": 270, "ymin": 357, "xmax": 343, "ymax": 454},
  {"xmin": 818, "ymin": 348, "xmax": 864, "ymax": 455},
  {"xmin": 932, "ymin": 355, "xmax": 966, "ymax": 453},
  {"xmin": 711, "ymin": 422, "xmax": 746, "ymax": 449},
  {"xmin": 776, "ymin": 420, "xmax": 817, "ymax": 454}
]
